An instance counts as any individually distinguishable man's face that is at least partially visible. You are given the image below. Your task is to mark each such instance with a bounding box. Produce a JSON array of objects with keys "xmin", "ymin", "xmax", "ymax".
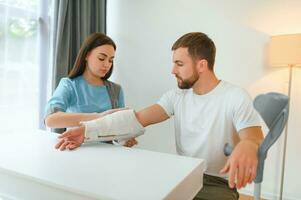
[{"xmin": 172, "ymin": 47, "xmax": 199, "ymax": 89}]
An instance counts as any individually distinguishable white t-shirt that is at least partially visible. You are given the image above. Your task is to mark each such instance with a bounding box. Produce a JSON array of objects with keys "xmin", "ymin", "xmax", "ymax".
[{"xmin": 157, "ymin": 81, "xmax": 261, "ymax": 177}]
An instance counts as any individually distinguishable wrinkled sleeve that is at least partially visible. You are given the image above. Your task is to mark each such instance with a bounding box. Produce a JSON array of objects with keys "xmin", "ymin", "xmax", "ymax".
[
  {"xmin": 45, "ymin": 78, "xmax": 73, "ymax": 117},
  {"xmin": 157, "ymin": 89, "xmax": 177, "ymax": 117},
  {"xmin": 232, "ymin": 89, "xmax": 261, "ymax": 133}
]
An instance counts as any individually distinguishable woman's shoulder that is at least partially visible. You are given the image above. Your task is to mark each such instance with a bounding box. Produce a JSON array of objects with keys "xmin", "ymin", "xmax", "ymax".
[
  {"xmin": 104, "ymin": 80, "xmax": 122, "ymax": 90},
  {"xmin": 105, "ymin": 80, "xmax": 121, "ymax": 86},
  {"xmin": 57, "ymin": 77, "xmax": 71, "ymax": 87},
  {"xmin": 59, "ymin": 77, "xmax": 73, "ymax": 83},
  {"xmin": 60, "ymin": 76, "xmax": 84, "ymax": 85},
  {"xmin": 56, "ymin": 77, "xmax": 85, "ymax": 93}
]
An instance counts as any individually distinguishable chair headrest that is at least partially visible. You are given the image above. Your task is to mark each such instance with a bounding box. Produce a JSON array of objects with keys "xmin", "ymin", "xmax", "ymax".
[{"xmin": 254, "ymin": 92, "xmax": 289, "ymax": 129}]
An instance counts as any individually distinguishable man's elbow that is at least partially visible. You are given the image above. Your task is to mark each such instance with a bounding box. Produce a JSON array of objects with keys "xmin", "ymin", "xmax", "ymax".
[{"xmin": 134, "ymin": 111, "xmax": 147, "ymax": 127}]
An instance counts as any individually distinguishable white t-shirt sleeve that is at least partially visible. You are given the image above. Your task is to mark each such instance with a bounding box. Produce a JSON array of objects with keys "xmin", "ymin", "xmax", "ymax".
[
  {"xmin": 232, "ymin": 88, "xmax": 261, "ymax": 132},
  {"xmin": 157, "ymin": 89, "xmax": 177, "ymax": 117}
]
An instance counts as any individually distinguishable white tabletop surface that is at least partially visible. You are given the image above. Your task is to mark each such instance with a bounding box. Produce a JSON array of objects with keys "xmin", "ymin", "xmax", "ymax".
[{"xmin": 0, "ymin": 130, "xmax": 205, "ymax": 200}]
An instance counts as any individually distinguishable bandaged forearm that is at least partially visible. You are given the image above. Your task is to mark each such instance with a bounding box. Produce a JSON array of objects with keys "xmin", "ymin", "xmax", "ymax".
[{"xmin": 81, "ymin": 109, "xmax": 144, "ymax": 142}]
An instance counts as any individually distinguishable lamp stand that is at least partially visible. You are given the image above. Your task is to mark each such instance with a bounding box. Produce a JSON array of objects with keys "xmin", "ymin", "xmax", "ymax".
[{"xmin": 279, "ymin": 64, "xmax": 293, "ymax": 200}]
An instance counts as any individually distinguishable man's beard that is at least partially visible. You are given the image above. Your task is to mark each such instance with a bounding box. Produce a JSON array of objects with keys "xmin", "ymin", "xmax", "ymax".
[{"xmin": 176, "ymin": 71, "xmax": 199, "ymax": 89}]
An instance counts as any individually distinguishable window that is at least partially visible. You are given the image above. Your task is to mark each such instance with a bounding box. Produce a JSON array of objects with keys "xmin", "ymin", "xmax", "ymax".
[{"xmin": 0, "ymin": 0, "xmax": 51, "ymax": 134}]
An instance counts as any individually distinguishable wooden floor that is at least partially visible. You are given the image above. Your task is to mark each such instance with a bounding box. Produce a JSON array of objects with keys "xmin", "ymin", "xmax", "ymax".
[
  {"xmin": 239, "ymin": 193, "xmax": 266, "ymax": 200},
  {"xmin": 240, "ymin": 194, "xmax": 253, "ymax": 200}
]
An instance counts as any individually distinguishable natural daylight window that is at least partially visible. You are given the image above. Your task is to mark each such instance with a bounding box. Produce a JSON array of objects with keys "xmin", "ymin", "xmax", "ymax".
[{"xmin": 0, "ymin": 0, "xmax": 50, "ymax": 134}]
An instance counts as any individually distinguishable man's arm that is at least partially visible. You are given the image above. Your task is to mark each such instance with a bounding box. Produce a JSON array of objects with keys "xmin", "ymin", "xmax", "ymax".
[
  {"xmin": 239, "ymin": 126, "xmax": 263, "ymax": 146},
  {"xmin": 55, "ymin": 104, "xmax": 169, "ymax": 150},
  {"xmin": 220, "ymin": 126, "xmax": 264, "ymax": 189},
  {"xmin": 135, "ymin": 104, "xmax": 170, "ymax": 127}
]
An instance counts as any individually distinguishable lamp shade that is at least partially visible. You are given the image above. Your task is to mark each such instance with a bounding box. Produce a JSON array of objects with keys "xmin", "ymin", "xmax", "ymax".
[{"xmin": 269, "ymin": 33, "xmax": 301, "ymax": 67}]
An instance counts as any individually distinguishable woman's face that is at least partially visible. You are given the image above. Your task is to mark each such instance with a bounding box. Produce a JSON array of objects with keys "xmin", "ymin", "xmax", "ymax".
[{"xmin": 85, "ymin": 44, "xmax": 115, "ymax": 78}]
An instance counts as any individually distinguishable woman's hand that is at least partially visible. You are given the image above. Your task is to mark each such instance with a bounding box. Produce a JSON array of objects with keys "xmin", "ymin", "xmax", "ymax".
[
  {"xmin": 55, "ymin": 126, "xmax": 85, "ymax": 151},
  {"xmin": 123, "ymin": 138, "xmax": 138, "ymax": 147}
]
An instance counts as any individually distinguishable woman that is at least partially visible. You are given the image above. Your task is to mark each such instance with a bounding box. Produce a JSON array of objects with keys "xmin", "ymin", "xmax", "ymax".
[{"xmin": 45, "ymin": 33, "xmax": 136, "ymax": 147}]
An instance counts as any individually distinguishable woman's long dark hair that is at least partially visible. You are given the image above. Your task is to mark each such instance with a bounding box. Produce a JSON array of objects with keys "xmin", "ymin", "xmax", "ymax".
[{"xmin": 68, "ymin": 32, "xmax": 116, "ymax": 80}]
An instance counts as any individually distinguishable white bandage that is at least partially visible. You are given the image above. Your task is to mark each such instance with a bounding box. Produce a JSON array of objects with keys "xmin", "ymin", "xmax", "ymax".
[{"xmin": 81, "ymin": 109, "xmax": 144, "ymax": 142}]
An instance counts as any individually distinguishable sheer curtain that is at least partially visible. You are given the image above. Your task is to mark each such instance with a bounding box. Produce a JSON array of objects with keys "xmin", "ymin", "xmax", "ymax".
[{"xmin": 0, "ymin": 0, "xmax": 51, "ymax": 134}]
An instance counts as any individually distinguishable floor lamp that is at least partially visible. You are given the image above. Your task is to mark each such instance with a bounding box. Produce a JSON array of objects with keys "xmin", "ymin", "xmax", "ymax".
[{"xmin": 269, "ymin": 33, "xmax": 301, "ymax": 200}]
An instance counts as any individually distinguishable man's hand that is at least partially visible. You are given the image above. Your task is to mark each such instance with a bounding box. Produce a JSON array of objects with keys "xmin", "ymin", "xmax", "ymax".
[
  {"xmin": 55, "ymin": 126, "xmax": 85, "ymax": 151},
  {"xmin": 220, "ymin": 140, "xmax": 259, "ymax": 189}
]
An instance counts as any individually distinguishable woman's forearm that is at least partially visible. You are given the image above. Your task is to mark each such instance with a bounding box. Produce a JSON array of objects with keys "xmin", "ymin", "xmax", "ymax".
[{"xmin": 45, "ymin": 112, "xmax": 100, "ymax": 128}]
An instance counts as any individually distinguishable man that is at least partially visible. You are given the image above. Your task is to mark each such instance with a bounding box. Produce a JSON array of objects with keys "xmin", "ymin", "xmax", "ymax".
[{"xmin": 56, "ymin": 32, "xmax": 263, "ymax": 200}]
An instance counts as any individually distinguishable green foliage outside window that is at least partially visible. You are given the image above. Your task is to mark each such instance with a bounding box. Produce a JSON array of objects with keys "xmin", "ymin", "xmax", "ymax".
[{"xmin": 9, "ymin": 18, "xmax": 37, "ymax": 38}]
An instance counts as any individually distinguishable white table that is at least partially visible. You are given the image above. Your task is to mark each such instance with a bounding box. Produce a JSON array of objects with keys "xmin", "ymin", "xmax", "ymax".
[{"xmin": 0, "ymin": 130, "xmax": 205, "ymax": 200}]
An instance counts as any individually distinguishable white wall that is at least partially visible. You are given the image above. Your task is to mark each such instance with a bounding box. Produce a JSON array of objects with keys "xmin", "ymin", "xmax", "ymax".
[{"xmin": 107, "ymin": 0, "xmax": 301, "ymax": 199}]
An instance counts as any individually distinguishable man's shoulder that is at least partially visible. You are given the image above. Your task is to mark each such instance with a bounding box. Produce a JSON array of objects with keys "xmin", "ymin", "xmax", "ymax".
[
  {"xmin": 158, "ymin": 88, "xmax": 190, "ymax": 106},
  {"xmin": 164, "ymin": 88, "xmax": 190, "ymax": 97},
  {"xmin": 220, "ymin": 81, "xmax": 252, "ymax": 104},
  {"xmin": 221, "ymin": 81, "xmax": 248, "ymax": 96}
]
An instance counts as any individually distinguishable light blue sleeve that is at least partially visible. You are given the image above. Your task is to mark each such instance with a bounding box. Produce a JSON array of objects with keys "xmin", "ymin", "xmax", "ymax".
[
  {"xmin": 118, "ymin": 87, "xmax": 125, "ymax": 108},
  {"xmin": 45, "ymin": 78, "xmax": 73, "ymax": 115}
]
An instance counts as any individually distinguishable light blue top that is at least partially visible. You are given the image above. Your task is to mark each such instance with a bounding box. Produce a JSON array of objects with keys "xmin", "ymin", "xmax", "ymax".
[{"xmin": 46, "ymin": 76, "xmax": 125, "ymax": 115}]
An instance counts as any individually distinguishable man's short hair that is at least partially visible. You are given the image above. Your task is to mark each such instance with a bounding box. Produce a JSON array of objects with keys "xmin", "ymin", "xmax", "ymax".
[{"xmin": 172, "ymin": 32, "xmax": 216, "ymax": 70}]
